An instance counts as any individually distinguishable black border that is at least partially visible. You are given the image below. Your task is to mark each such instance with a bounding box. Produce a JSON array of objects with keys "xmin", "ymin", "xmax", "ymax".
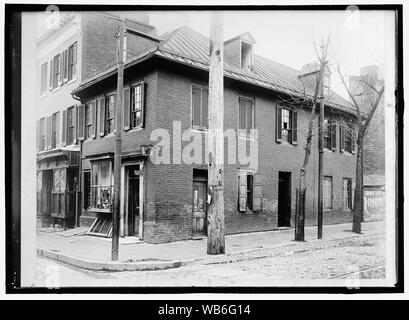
[{"xmin": 5, "ymin": 3, "xmax": 404, "ymax": 294}]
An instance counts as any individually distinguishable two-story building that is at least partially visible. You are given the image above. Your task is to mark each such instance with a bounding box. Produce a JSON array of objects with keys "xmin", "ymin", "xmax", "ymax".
[
  {"xmin": 36, "ymin": 11, "xmax": 157, "ymax": 228},
  {"xmin": 70, "ymin": 26, "xmax": 357, "ymax": 243}
]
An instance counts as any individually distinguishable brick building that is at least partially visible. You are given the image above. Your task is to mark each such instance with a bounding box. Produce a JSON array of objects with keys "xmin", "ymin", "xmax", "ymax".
[
  {"xmin": 70, "ymin": 25, "xmax": 357, "ymax": 243},
  {"xmin": 35, "ymin": 11, "xmax": 157, "ymax": 228}
]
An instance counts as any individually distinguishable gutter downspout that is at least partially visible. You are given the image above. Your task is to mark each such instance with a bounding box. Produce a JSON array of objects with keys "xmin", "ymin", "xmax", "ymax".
[{"xmin": 72, "ymin": 93, "xmax": 83, "ymax": 228}]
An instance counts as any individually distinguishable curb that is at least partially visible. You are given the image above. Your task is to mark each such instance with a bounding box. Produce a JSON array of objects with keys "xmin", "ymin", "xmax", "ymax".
[{"xmin": 37, "ymin": 248, "xmax": 182, "ymax": 271}]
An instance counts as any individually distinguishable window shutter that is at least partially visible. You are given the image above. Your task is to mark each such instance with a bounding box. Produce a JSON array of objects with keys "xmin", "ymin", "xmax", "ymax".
[
  {"xmin": 252, "ymin": 172, "xmax": 263, "ymax": 211},
  {"xmin": 99, "ymin": 97, "xmax": 105, "ymax": 136},
  {"xmin": 72, "ymin": 105, "xmax": 78, "ymax": 144},
  {"xmin": 276, "ymin": 105, "xmax": 282, "ymax": 142},
  {"xmin": 49, "ymin": 59, "xmax": 53, "ymax": 89},
  {"xmin": 351, "ymin": 135, "xmax": 356, "ymax": 154},
  {"xmin": 340, "ymin": 125, "xmax": 345, "ymax": 152},
  {"xmin": 78, "ymin": 104, "xmax": 85, "ymax": 141},
  {"xmin": 141, "ymin": 82, "xmax": 146, "ymax": 128},
  {"xmin": 291, "ymin": 110, "xmax": 298, "ymax": 145},
  {"xmin": 238, "ymin": 171, "xmax": 247, "ymax": 212},
  {"xmin": 58, "ymin": 55, "xmax": 62, "ymax": 86},
  {"xmin": 201, "ymin": 87, "xmax": 208, "ymax": 129},
  {"xmin": 36, "ymin": 120, "xmax": 40, "ymax": 152},
  {"xmin": 55, "ymin": 112, "xmax": 60, "ymax": 147},
  {"xmin": 330, "ymin": 122, "xmax": 337, "ymax": 151},
  {"xmin": 351, "ymin": 180, "xmax": 356, "ymax": 210},
  {"xmin": 63, "ymin": 49, "xmax": 68, "ymax": 83},
  {"xmin": 62, "ymin": 109, "xmax": 67, "ymax": 146},
  {"xmin": 47, "ymin": 116, "xmax": 52, "ymax": 150},
  {"xmin": 123, "ymin": 87, "xmax": 130, "ymax": 131},
  {"xmin": 92, "ymin": 100, "xmax": 97, "ymax": 139}
]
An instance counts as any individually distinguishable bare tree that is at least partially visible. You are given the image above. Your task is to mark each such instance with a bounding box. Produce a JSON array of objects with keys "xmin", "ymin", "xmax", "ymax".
[{"xmin": 336, "ymin": 66, "xmax": 385, "ymax": 233}]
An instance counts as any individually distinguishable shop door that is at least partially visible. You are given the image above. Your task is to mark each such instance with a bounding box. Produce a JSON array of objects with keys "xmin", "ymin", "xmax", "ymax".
[
  {"xmin": 127, "ymin": 166, "xmax": 140, "ymax": 236},
  {"xmin": 192, "ymin": 181, "xmax": 207, "ymax": 236}
]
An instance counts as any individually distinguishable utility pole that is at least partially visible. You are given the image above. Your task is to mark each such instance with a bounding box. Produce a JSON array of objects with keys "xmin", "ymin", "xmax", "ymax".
[
  {"xmin": 112, "ymin": 15, "xmax": 125, "ymax": 261},
  {"xmin": 317, "ymin": 38, "xmax": 326, "ymax": 240},
  {"xmin": 207, "ymin": 12, "xmax": 225, "ymax": 255}
]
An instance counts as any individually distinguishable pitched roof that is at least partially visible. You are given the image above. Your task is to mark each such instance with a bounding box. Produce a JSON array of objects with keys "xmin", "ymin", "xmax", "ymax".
[{"xmin": 75, "ymin": 25, "xmax": 354, "ymax": 114}]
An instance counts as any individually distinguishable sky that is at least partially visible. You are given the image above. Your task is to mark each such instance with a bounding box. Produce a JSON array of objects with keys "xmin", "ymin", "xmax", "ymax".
[{"xmin": 148, "ymin": 9, "xmax": 394, "ymax": 99}]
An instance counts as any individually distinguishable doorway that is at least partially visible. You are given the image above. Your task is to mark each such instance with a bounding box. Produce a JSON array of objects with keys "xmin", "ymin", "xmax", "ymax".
[
  {"xmin": 192, "ymin": 169, "xmax": 207, "ymax": 237},
  {"xmin": 278, "ymin": 171, "xmax": 291, "ymax": 227},
  {"xmin": 126, "ymin": 165, "xmax": 140, "ymax": 236}
]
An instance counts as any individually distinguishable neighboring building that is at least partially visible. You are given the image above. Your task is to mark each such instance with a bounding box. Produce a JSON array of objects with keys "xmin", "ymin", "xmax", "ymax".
[
  {"xmin": 72, "ymin": 26, "xmax": 357, "ymax": 243},
  {"xmin": 36, "ymin": 11, "xmax": 157, "ymax": 228},
  {"xmin": 363, "ymin": 174, "xmax": 385, "ymax": 222},
  {"xmin": 349, "ymin": 65, "xmax": 385, "ymax": 175}
]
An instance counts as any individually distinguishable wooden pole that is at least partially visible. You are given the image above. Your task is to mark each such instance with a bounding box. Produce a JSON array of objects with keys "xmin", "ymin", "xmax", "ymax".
[
  {"xmin": 207, "ymin": 12, "xmax": 225, "ymax": 255},
  {"xmin": 317, "ymin": 38, "xmax": 325, "ymax": 240},
  {"xmin": 112, "ymin": 15, "xmax": 125, "ymax": 261}
]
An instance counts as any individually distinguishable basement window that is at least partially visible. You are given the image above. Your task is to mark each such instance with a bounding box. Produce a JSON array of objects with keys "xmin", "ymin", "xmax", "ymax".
[{"xmin": 241, "ymin": 41, "xmax": 253, "ymax": 71}]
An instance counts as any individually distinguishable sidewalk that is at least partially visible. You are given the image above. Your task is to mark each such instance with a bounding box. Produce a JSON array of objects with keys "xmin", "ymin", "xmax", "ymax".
[{"xmin": 37, "ymin": 221, "xmax": 384, "ymax": 271}]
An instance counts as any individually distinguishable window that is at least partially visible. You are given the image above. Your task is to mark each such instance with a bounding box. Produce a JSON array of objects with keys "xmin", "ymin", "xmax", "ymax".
[
  {"xmin": 238, "ymin": 170, "xmax": 262, "ymax": 212},
  {"xmin": 85, "ymin": 102, "xmax": 94, "ymax": 139},
  {"xmin": 105, "ymin": 94, "xmax": 115, "ymax": 134},
  {"xmin": 52, "ymin": 54, "xmax": 61, "ymax": 89},
  {"xmin": 40, "ymin": 62, "xmax": 48, "ymax": 96},
  {"xmin": 344, "ymin": 130, "xmax": 353, "ymax": 153},
  {"xmin": 240, "ymin": 41, "xmax": 253, "ymax": 71},
  {"xmin": 67, "ymin": 42, "xmax": 77, "ymax": 81},
  {"xmin": 83, "ymin": 171, "xmax": 91, "ymax": 209},
  {"xmin": 39, "ymin": 118, "xmax": 46, "ymax": 151},
  {"xmin": 340, "ymin": 124, "xmax": 355, "ymax": 153},
  {"xmin": 239, "ymin": 97, "xmax": 254, "ymax": 137},
  {"xmin": 53, "ymin": 169, "xmax": 66, "ymax": 192},
  {"xmin": 67, "ymin": 106, "xmax": 75, "ymax": 145},
  {"xmin": 343, "ymin": 178, "xmax": 353, "ymax": 210},
  {"xmin": 192, "ymin": 85, "xmax": 208, "ymax": 130},
  {"xmin": 91, "ymin": 161, "xmax": 114, "ymax": 210},
  {"xmin": 323, "ymin": 176, "xmax": 333, "ymax": 209},
  {"xmin": 51, "ymin": 112, "xmax": 59, "ymax": 149},
  {"xmin": 281, "ymin": 108, "xmax": 291, "ymax": 143},
  {"xmin": 324, "ymin": 118, "xmax": 337, "ymax": 150},
  {"xmin": 131, "ymin": 84, "xmax": 143, "ymax": 128}
]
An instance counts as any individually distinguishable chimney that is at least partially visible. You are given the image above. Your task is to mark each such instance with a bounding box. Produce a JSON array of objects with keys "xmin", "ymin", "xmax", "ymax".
[
  {"xmin": 224, "ymin": 32, "xmax": 256, "ymax": 72},
  {"xmin": 299, "ymin": 62, "xmax": 331, "ymax": 96}
]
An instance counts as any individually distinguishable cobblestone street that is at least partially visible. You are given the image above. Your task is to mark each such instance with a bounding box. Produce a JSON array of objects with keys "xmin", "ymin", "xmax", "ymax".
[{"xmin": 36, "ymin": 232, "xmax": 385, "ymax": 287}]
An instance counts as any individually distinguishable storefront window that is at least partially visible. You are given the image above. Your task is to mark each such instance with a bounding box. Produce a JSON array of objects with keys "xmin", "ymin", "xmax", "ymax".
[
  {"xmin": 53, "ymin": 169, "xmax": 66, "ymax": 192},
  {"xmin": 91, "ymin": 161, "xmax": 114, "ymax": 210}
]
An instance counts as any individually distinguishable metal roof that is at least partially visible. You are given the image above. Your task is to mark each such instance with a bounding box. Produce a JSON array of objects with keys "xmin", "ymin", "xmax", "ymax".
[{"xmin": 75, "ymin": 25, "xmax": 355, "ymax": 114}]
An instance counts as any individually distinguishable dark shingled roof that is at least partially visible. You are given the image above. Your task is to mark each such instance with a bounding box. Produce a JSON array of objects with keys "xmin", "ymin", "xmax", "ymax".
[{"xmin": 75, "ymin": 26, "xmax": 355, "ymax": 114}]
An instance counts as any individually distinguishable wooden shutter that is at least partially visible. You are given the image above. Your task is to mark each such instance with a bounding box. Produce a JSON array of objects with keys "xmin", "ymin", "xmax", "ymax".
[
  {"xmin": 92, "ymin": 100, "xmax": 97, "ymax": 138},
  {"xmin": 276, "ymin": 105, "xmax": 282, "ymax": 142},
  {"xmin": 291, "ymin": 110, "xmax": 298, "ymax": 145},
  {"xmin": 58, "ymin": 54, "xmax": 62, "ymax": 86},
  {"xmin": 77, "ymin": 104, "xmax": 85, "ymax": 141},
  {"xmin": 36, "ymin": 120, "xmax": 40, "ymax": 152},
  {"xmin": 123, "ymin": 87, "xmax": 130, "ymax": 131},
  {"xmin": 47, "ymin": 116, "xmax": 52, "ymax": 149},
  {"xmin": 55, "ymin": 112, "xmax": 60, "ymax": 147},
  {"xmin": 330, "ymin": 122, "xmax": 337, "ymax": 151},
  {"xmin": 49, "ymin": 59, "xmax": 53, "ymax": 89},
  {"xmin": 73, "ymin": 105, "xmax": 77, "ymax": 144},
  {"xmin": 252, "ymin": 172, "xmax": 263, "ymax": 211},
  {"xmin": 62, "ymin": 49, "xmax": 68, "ymax": 83},
  {"xmin": 62, "ymin": 109, "xmax": 67, "ymax": 146},
  {"xmin": 141, "ymin": 82, "xmax": 146, "ymax": 128},
  {"xmin": 99, "ymin": 97, "xmax": 105, "ymax": 136},
  {"xmin": 238, "ymin": 171, "xmax": 247, "ymax": 212},
  {"xmin": 340, "ymin": 125, "xmax": 345, "ymax": 152},
  {"xmin": 351, "ymin": 134, "xmax": 356, "ymax": 154}
]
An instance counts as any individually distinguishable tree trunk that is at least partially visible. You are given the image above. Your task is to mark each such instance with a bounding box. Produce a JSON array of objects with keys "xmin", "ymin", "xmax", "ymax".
[{"xmin": 352, "ymin": 134, "xmax": 364, "ymax": 233}]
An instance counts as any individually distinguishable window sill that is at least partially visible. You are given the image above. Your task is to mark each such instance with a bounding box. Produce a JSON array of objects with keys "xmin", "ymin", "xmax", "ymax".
[
  {"xmin": 51, "ymin": 86, "xmax": 61, "ymax": 93},
  {"xmin": 40, "ymin": 93, "xmax": 47, "ymax": 99},
  {"xmin": 128, "ymin": 127, "xmax": 144, "ymax": 133},
  {"xmin": 66, "ymin": 78, "xmax": 76, "ymax": 85},
  {"xmin": 238, "ymin": 134, "xmax": 255, "ymax": 141},
  {"xmin": 88, "ymin": 208, "xmax": 113, "ymax": 214}
]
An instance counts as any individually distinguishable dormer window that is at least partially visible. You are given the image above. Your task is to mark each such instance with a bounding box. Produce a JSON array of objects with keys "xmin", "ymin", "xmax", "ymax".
[{"xmin": 241, "ymin": 41, "xmax": 253, "ymax": 71}]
